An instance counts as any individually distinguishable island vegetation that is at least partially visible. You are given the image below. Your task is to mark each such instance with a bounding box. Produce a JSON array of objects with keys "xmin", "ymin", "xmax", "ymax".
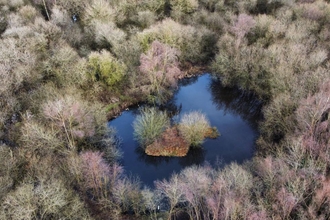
[
  {"xmin": 1, "ymin": 0, "xmax": 330, "ymax": 219},
  {"xmin": 133, "ymin": 108, "xmax": 219, "ymax": 156}
]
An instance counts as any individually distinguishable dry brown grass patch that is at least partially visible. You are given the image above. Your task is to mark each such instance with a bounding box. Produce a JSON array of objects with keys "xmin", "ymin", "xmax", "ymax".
[{"xmin": 145, "ymin": 127, "xmax": 189, "ymax": 157}]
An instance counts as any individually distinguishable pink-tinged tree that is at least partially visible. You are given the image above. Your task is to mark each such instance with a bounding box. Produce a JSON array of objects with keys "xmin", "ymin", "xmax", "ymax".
[
  {"xmin": 180, "ymin": 166, "xmax": 212, "ymax": 220},
  {"xmin": 43, "ymin": 96, "xmax": 96, "ymax": 149},
  {"xmin": 139, "ymin": 40, "xmax": 182, "ymax": 104},
  {"xmin": 80, "ymin": 151, "xmax": 111, "ymax": 199},
  {"xmin": 206, "ymin": 175, "xmax": 226, "ymax": 220},
  {"xmin": 155, "ymin": 173, "xmax": 186, "ymax": 220},
  {"xmin": 247, "ymin": 210, "xmax": 268, "ymax": 220},
  {"xmin": 232, "ymin": 14, "xmax": 256, "ymax": 48},
  {"xmin": 274, "ymin": 187, "xmax": 298, "ymax": 219},
  {"xmin": 112, "ymin": 176, "xmax": 142, "ymax": 216},
  {"xmin": 312, "ymin": 178, "xmax": 330, "ymax": 216},
  {"xmin": 296, "ymin": 80, "xmax": 330, "ymax": 160}
]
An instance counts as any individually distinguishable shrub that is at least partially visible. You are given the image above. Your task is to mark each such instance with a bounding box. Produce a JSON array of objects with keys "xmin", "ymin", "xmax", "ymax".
[
  {"xmin": 1, "ymin": 183, "xmax": 36, "ymax": 220},
  {"xmin": 87, "ymin": 50, "xmax": 127, "ymax": 89},
  {"xmin": 81, "ymin": 0, "xmax": 126, "ymax": 50},
  {"xmin": 0, "ymin": 145, "xmax": 17, "ymax": 201},
  {"xmin": 0, "ymin": 180, "xmax": 92, "ymax": 220},
  {"xmin": 55, "ymin": 0, "xmax": 89, "ymax": 16},
  {"xmin": 91, "ymin": 20, "xmax": 126, "ymax": 49},
  {"xmin": 82, "ymin": 0, "xmax": 115, "ymax": 25},
  {"xmin": 260, "ymin": 93, "xmax": 297, "ymax": 143},
  {"xmin": 6, "ymin": 0, "xmax": 24, "ymax": 10},
  {"xmin": 198, "ymin": 0, "xmax": 224, "ymax": 12},
  {"xmin": 232, "ymin": 13, "xmax": 256, "ymax": 48},
  {"xmin": 50, "ymin": 6, "xmax": 70, "ymax": 27},
  {"xmin": 133, "ymin": 107, "xmax": 170, "ymax": 147},
  {"xmin": 0, "ymin": 29, "xmax": 47, "ymax": 128},
  {"xmin": 170, "ymin": 0, "xmax": 199, "ymax": 21},
  {"xmin": 170, "ymin": 0, "xmax": 199, "ymax": 14},
  {"xmin": 20, "ymin": 118, "xmax": 65, "ymax": 157},
  {"xmin": 178, "ymin": 111, "xmax": 211, "ymax": 147},
  {"xmin": 42, "ymin": 42, "xmax": 88, "ymax": 87},
  {"xmin": 191, "ymin": 10, "xmax": 225, "ymax": 33},
  {"xmin": 137, "ymin": 10, "xmax": 157, "ymax": 29},
  {"xmin": 18, "ymin": 5, "xmax": 38, "ymax": 23},
  {"xmin": 143, "ymin": 0, "xmax": 167, "ymax": 14},
  {"xmin": 137, "ymin": 18, "xmax": 216, "ymax": 63},
  {"xmin": 92, "ymin": 127, "xmax": 123, "ymax": 164}
]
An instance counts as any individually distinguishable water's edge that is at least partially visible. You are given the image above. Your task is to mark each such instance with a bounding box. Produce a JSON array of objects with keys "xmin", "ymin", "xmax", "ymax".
[{"xmin": 109, "ymin": 74, "xmax": 261, "ymax": 187}]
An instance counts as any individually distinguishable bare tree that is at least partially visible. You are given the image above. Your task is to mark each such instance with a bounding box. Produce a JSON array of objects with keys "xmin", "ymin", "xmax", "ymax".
[
  {"xmin": 180, "ymin": 166, "xmax": 212, "ymax": 220},
  {"xmin": 155, "ymin": 174, "xmax": 186, "ymax": 220},
  {"xmin": 140, "ymin": 40, "xmax": 181, "ymax": 104},
  {"xmin": 232, "ymin": 13, "xmax": 255, "ymax": 48},
  {"xmin": 43, "ymin": 96, "xmax": 97, "ymax": 149},
  {"xmin": 80, "ymin": 151, "xmax": 111, "ymax": 199}
]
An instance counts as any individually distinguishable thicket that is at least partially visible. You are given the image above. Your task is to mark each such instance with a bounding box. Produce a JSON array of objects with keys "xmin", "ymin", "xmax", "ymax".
[
  {"xmin": 178, "ymin": 111, "xmax": 217, "ymax": 146},
  {"xmin": 133, "ymin": 107, "xmax": 170, "ymax": 147},
  {"xmin": 1, "ymin": 0, "xmax": 330, "ymax": 219}
]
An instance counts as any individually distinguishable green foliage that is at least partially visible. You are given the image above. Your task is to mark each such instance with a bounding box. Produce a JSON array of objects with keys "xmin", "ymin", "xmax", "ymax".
[
  {"xmin": 133, "ymin": 107, "xmax": 170, "ymax": 147},
  {"xmin": 178, "ymin": 111, "xmax": 211, "ymax": 147},
  {"xmin": 88, "ymin": 50, "xmax": 127, "ymax": 88}
]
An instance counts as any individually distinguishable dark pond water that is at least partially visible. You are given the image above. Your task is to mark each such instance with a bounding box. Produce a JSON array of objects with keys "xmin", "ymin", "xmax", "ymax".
[{"xmin": 108, "ymin": 74, "xmax": 262, "ymax": 187}]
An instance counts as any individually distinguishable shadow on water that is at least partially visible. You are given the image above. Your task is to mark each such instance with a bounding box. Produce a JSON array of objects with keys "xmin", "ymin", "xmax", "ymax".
[
  {"xmin": 135, "ymin": 146, "xmax": 205, "ymax": 168},
  {"xmin": 109, "ymin": 74, "xmax": 262, "ymax": 187},
  {"xmin": 208, "ymin": 77, "xmax": 263, "ymax": 131},
  {"xmin": 178, "ymin": 76, "xmax": 199, "ymax": 87}
]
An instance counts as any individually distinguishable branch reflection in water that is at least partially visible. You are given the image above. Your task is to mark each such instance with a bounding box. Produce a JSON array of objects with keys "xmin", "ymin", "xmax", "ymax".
[{"xmin": 109, "ymin": 74, "xmax": 261, "ymax": 187}]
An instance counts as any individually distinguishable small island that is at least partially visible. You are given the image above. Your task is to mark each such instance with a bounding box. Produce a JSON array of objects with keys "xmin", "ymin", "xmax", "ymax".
[{"xmin": 133, "ymin": 107, "xmax": 220, "ymax": 157}]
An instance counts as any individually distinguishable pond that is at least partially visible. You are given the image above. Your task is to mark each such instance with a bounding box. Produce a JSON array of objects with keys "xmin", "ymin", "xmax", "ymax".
[{"xmin": 108, "ymin": 74, "xmax": 262, "ymax": 187}]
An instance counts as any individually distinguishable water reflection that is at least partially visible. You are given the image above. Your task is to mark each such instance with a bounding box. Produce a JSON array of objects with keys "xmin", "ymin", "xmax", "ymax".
[
  {"xmin": 135, "ymin": 147, "xmax": 172, "ymax": 167},
  {"xmin": 178, "ymin": 147, "xmax": 205, "ymax": 167},
  {"xmin": 208, "ymin": 78, "xmax": 263, "ymax": 130},
  {"xmin": 159, "ymin": 98, "xmax": 182, "ymax": 120},
  {"xmin": 178, "ymin": 76, "xmax": 199, "ymax": 87},
  {"xmin": 109, "ymin": 74, "xmax": 260, "ymax": 187}
]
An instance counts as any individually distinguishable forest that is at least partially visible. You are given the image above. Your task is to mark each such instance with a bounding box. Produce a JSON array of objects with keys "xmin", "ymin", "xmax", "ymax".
[{"xmin": 0, "ymin": 0, "xmax": 330, "ymax": 219}]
